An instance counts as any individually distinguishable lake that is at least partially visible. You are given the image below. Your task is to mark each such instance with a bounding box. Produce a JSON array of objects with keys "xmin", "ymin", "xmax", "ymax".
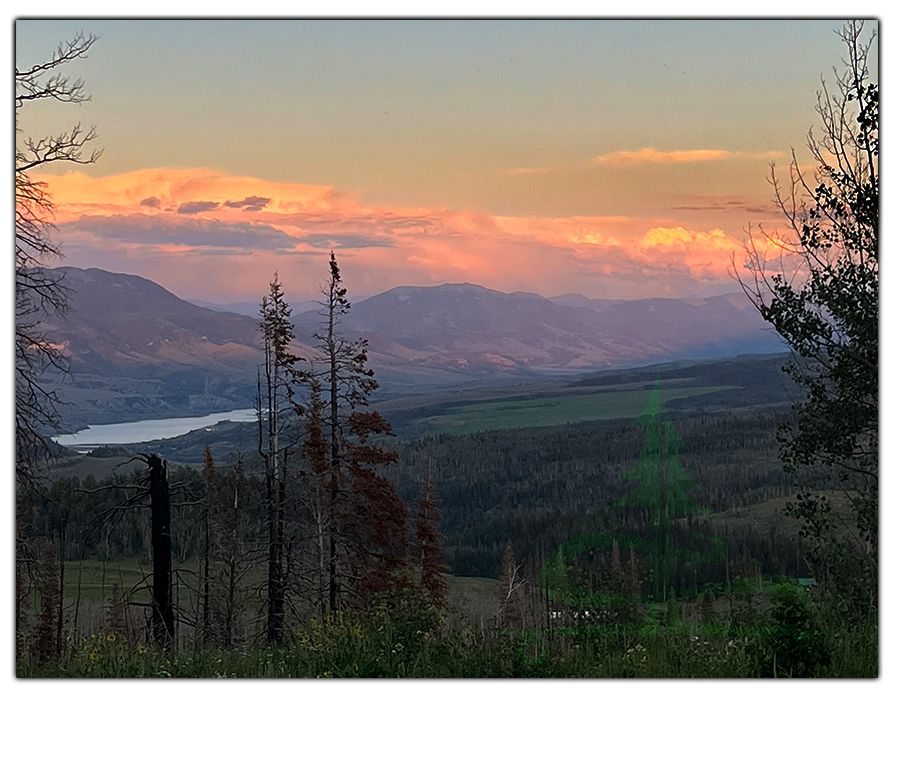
[{"xmin": 53, "ymin": 409, "xmax": 257, "ymax": 453}]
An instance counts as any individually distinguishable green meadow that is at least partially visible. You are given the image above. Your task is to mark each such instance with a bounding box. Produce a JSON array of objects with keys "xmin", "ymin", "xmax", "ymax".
[{"xmin": 413, "ymin": 384, "xmax": 737, "ymax": 436}]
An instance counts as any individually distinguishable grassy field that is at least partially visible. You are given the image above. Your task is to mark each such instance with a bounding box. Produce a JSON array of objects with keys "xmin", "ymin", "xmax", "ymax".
[
  {"xmin": 61, "ymin": 558, "xmax": 197, "ymax": 602},
  {"xmin": 408, "ymin": 384, "xmax": 738, "ymax": 437}
]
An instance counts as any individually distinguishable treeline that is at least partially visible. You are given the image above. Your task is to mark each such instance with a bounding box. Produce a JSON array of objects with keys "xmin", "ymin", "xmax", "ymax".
[
  {"xmin": 19, "ymin": 405, "xmax": 810, "ymax": 622},
  {"xmin": 387, "ymin": 409, "xmax": 805, "ymax": 581}
]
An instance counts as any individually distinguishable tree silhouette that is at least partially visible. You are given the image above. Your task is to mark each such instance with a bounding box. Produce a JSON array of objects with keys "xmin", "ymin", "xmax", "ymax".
[
  {"xmin": 736, "ymin": 21, "xmax": 877, "ymax": 620},
  {"xmin": 414, "ymin": 471, "xmax": 449, "ymax": 608},
  {"xmin": 16, "ymin": 31, "xmax": 101, "ymax": 489},
  {"xmin": 310, "ymin": 252, "xmax": 407, "ymax": 608},
  {"xmin": 257, "ymin": 273, "xmax": 304, "ymax": 643}
]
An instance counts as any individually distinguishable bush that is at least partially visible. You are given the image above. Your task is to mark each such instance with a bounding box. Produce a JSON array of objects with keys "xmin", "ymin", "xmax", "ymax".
[{"xmin": 750, "ymin": 584, "xmax": 829, "ymax": 677}]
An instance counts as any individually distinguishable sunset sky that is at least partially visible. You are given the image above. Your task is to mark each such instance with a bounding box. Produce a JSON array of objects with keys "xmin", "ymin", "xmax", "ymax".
[{"xmin": 15, "ymin": 18, "xmax": 868, "ymax": 303}]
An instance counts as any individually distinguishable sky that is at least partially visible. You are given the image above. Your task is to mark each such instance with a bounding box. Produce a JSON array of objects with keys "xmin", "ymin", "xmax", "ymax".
[{"xmin": 15, "ymin": 18, "xmax": 872, "ymax": 303}]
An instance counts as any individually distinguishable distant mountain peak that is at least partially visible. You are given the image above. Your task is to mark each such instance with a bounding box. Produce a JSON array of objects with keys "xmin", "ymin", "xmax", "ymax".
[{"xmin": 46, "ymin": 267, "xmax": 782, "ymax": 419}]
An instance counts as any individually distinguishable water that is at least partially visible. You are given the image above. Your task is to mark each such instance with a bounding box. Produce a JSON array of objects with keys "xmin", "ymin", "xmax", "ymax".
[{"xmin": 53, "ymin": 408, "xmax": 257, "ymax": 453}]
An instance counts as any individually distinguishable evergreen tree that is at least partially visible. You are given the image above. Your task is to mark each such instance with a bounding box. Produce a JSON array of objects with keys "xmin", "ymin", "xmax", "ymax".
[
  {"xmin": 257, "ymin": 273, "xmax": 304, "ymax": 643},
  {"xmin": 544, "ymin": 546, "xmax": 575, "ymax": 610},
  {"xmin": 610, "ymin": 381, "xmax": 721, "ymax": 607},
  {"xmin": 347, "ymin": 417, "xmax": 410, "ymax": 597},
  {"xmin": 415, "ymin": 471, "xmax": 448, "ymax": 608},
  {"xmin": 310, "ymin": 252, "xmax": 406, "ymax": 609}
]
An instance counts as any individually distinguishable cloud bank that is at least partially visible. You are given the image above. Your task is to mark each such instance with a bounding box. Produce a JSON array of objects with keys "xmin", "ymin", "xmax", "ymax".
[{"xmin": 39, "ymin": 167, "xmax": 751, "ymax": 302}]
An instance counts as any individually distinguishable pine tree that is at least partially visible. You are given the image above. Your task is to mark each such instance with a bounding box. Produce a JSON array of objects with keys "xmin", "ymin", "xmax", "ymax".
[
  {"xmin": 302, "ymin": 378, "xmax": 331, "ymax": 618},
  {"xmin": 310, "ymin": 251, "xmax": 407, "ymax": 609},
  {"xmin": 610, "ymin": 381, "xmax": 720, "ymax": 607},
  {"xmin": 415, "ymin": 471, "xmax": 448, "ymax": 608},
  {"xmin": 544, "ymin": 546, "xmax": 575, "ymax": 610},
  {"xmin": 348, "ymin": 423, "xmax": 410, "ymax": 597},
  {"xmin": 257, "ymin": 273, "xmax": 304, "ymax": 643}
]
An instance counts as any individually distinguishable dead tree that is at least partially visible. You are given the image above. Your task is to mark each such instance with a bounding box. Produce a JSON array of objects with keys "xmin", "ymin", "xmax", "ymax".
[
  {"xmin": 143, "ymin": 454, "xmax": 174, "ymax": 649},
  {"xmin": 16, "ymin": 32, "xmax": 101, "ymax": 489}
]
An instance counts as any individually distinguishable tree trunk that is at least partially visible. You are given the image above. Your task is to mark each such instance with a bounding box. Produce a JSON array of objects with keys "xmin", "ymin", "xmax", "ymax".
[
  {"xmin": 328, "ymin": 290, "xmax": 340, "ymax": 613},
  {"xmin": 148, "ymin": 454, "xmax": 174, "ymax": 649},
  {"xmin": 57, "ymin": 523, "xmax": 65, "ymax": 658}
]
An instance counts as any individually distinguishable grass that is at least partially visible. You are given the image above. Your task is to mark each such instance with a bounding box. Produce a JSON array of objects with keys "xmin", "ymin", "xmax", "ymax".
[
  {"xmin": 18, "ymin": 609, "xmax": 877, "ymax": 678},
  {"xmin": 61, "ymin": 558, "xmax": 206, "ymax": 602},
  {"xmin": 21, "ymin": 557, "xmax": 877, "ymax": 678},
  {"xmin": 414, "ymin": 384, "xmax": 738, "ymax": 436}
]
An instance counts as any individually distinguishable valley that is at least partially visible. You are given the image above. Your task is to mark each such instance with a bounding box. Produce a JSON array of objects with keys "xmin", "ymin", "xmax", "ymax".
[{"xmin": 42, "ymin": 266, "xmax": 785, "ymax": 430}]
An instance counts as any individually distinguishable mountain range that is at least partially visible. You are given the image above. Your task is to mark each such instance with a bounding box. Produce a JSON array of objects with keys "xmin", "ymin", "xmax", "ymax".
[{"xmin": 43, "ymin": 267, "xmax": 783, "ymax": 426}]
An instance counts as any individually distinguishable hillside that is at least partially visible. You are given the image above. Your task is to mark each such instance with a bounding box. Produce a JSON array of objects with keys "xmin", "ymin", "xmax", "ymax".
[
  {"xmin": 294, "ymin": 282, "xmax": 783, "ymax": 374},
  {"xmin": 43, "ymin": 267, "xmax": 785, "ymax": 428}
]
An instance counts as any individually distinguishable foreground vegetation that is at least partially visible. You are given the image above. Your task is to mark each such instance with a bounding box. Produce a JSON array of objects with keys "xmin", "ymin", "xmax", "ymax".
[{"xmin": 18, "ymin": 583, "xmax": 875, "ymax": 678}]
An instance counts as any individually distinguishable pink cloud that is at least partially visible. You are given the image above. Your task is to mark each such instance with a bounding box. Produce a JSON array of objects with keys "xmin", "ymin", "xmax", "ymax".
[
  {"xmin": 594, "ymin": 147, "xmax": 731, "ymax": 166},
  {"xmin": 38, "ymin": 167, "xmax": 749, "ymax": 301}
]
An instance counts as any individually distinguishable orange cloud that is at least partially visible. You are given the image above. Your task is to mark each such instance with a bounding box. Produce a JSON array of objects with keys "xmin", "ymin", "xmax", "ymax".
[
  {"xmin": 594, "ymin": 147, "xmax": 731, "ymax": 166},
  {"xmin": 637, "ymin": 226, "xmax": 741, "ymax": 279},
  {"xmin": 41, "ymin": 168, "xmax": 338, "ymax": 222},
  {"xmin": 37, "ymin": 167, "xmax": 750, "ymax": 301}
]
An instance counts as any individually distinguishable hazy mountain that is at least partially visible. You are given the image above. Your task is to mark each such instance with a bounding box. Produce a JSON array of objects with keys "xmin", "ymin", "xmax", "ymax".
[
  {"xmin": 548, "ymin": 293, "xmax": 626, "ymax": 309},
  {"xmin": 43, "ymin": 268, "xmax": 783, "ymax": 426},
  {"xmin": 188, "ymin": 298, "xmax": 321, "ymax": 318},
  {"xmin": 46, "ymin": 268, "xmax": 274, "ymax": 379},
  {"xmin": 43, "ymin": 268, "xmax": 277, "ymax": 426},
  {"xmin": 295, "ymin": 282, "xmax": 782, "ymax": 374}
]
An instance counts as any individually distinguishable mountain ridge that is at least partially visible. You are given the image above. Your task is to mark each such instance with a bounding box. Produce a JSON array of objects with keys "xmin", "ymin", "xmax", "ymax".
[{"xmin": 42, "ymin": 266, "xmax": 784, "ymax": 426}]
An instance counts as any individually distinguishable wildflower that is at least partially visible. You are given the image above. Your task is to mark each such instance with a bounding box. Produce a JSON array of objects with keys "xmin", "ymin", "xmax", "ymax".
[
  {"xmin": 106, "ymin": 633, "xmax": 117, "ymax": 643},
  {"xmin": 393, "ymin": 642, "xmax": 404, "ymax": 652},
  {"xmin": 88, "ymin": 651, "xmax": 98, "ymax": 663}
]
